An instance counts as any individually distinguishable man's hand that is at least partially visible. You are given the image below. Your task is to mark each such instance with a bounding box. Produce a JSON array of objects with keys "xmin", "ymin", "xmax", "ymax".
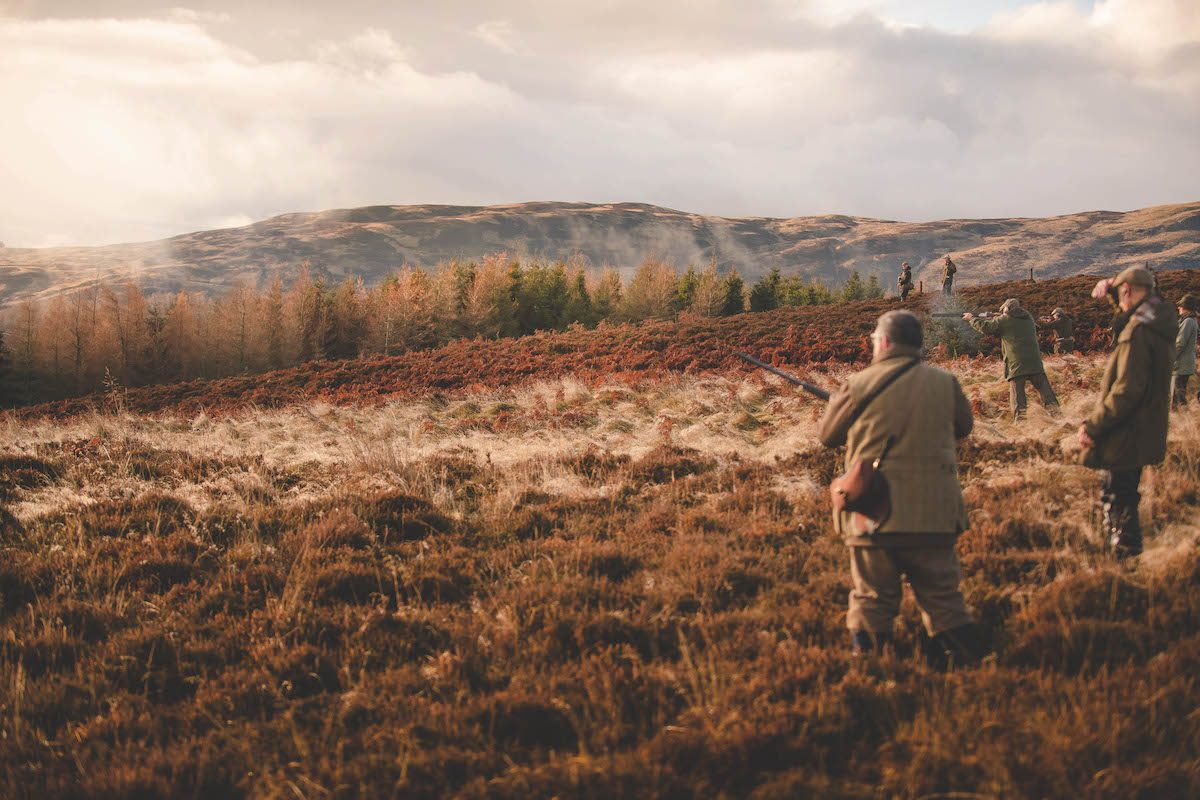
[
  {"xmin": 1091, "ymin": 278, "xmax": 1113, "ymax": 300},
  {"xmin": 1078, "ymin": 425, "xmax": 1094, "ymax": 450},
  {"xmin": 962, "ymin": 312, "xmax": 974, "ymax": 320}
]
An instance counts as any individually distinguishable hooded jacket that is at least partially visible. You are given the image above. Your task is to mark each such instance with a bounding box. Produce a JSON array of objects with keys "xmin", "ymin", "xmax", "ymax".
[
  {"xmin": 969, "ymin": 304, "xmax": 1045, "ymax": 380},
  {"xmin": 1082, "ymin": 296, "xmax": 1178, "ymax": 469}
]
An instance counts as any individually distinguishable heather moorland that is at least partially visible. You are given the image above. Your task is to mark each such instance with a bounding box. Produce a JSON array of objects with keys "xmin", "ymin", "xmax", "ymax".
[{"xmin": 1, "ymin": 285, "xmax": 1199, "ymax": 799}]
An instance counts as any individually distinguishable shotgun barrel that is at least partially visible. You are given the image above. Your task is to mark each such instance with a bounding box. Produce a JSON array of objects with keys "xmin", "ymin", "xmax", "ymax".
[
  {"xmin": 734, "ymin": 352, "xmax": 831, "ymax": 401},
  {"xmin": 930, "ymin": 312, "xmax": 996, "ymax": 319}
]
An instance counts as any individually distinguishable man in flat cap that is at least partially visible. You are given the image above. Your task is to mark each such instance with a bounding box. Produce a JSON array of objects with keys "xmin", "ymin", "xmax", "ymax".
[
  {"xmin": 1080, "ymin": 267, "xmax": 1177, "ymax": 559},
  {"xmin": 1037, "ymin": 307, "xmax": 1075, "ymax": 354},
  {"xmin": 965, "ymin": 298, "xmax": 1060, "ymax": 419},
  {"xmin": 1174, "ymin": 294, "xmax": 1197, "ymax": 407},
  {"xmin": 818, "ymin": 309, "xmax": 980, "ymax": 667}
]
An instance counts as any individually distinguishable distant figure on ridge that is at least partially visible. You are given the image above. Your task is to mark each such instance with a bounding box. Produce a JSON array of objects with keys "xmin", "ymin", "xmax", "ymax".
[
  {"xmin": 1037, "ymin": 307, "xmax": 1076, "ymax": 354},
  {"xmin": 941, "ymin": 256, "xmax": 956, "ymax": 296},
  {"xmin": 897, "ymin": 262, "xmax": 914, "ymax": 301},
  {"xmin": 817, "ymin": 310, "xmax": 982, "ymax": 667},
  {"xmin": 965, "ymin": 299, "xmax": 1060, "ymax": 419},
  {"xmin": 1173, "ymin": 293, "xmax": 1197, "ymax": 407},
  {"xmin": 1079, "ymin": 267, "xmax": 1177, "ymax": 559}
]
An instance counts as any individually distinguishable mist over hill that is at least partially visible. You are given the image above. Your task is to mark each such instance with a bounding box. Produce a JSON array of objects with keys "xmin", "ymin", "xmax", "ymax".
[{"xmin": 2, "ymin": 200, "xmax": 1198, "ymax": 306}]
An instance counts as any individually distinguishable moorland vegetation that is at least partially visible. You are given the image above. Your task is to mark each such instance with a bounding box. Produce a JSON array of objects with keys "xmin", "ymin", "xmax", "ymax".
[
  {"xmin": 2, "ymin": 276, "xmax": 1199, "ymax": 797},
  {"xmin": 2, "ymin": 360, "xmax": 1199, "ymax": 798}
]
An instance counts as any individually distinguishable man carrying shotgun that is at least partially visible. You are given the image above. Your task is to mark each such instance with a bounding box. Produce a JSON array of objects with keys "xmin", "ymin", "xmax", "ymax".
[{"xmin": 813, "ymin": 310, "xmax": 981, "ymax": 666}]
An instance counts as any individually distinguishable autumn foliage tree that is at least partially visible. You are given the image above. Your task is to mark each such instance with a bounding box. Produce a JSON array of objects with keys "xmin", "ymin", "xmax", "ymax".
[{"xmin": 1, "ymin": 254, "xmax": 861, "ymax": 407}]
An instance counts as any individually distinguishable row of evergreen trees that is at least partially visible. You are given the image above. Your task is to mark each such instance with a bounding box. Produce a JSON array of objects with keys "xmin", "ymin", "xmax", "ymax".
[{"xmin": 0, "ymin": 255, "xmax": 887, "ymax": 407}]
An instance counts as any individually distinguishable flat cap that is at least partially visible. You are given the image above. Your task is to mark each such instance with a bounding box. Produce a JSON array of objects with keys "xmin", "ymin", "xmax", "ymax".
[
  {"xmin": 1001, "ymin": 298, "xmax": 1020, "ymax": 312},
  {"xmin": 1052, "ymin": 307, "xmax": 1065, "ymax": 316},
  {"xmin": 1111, "ymin": 266, "xmax": 1155, "ymax": 289}
]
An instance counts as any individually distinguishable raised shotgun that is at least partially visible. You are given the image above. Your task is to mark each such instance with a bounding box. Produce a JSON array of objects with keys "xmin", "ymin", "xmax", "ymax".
[{"xmin": 735, "ymin": 351, "xmax": 831, "ymax": 401}]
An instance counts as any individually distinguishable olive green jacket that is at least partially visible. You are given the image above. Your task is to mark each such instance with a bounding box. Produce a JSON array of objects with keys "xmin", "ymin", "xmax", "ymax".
[
  {"xmin": 818, "ymin": 347, "xmax": 973, "ymax": 544},
  {"xmin": 970, "ymin": 306, "xmax": 1044, "ymax": 380},
  {"xmin": 1038, "ymin": 315, "xmax": 1074, "ymax": 341},
  {"xmin": 1082, "ymin": 296, "xmax": 1178, "ymax": 470}
]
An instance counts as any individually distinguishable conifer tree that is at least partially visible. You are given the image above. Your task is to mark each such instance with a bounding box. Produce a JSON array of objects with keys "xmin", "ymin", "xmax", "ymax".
[
  {"xmin": 39, "ymin": 296, "xmax": 70, "ymax": 395},
  {"xmin": 144, "ymin": 305, "xmax": 169, "ymax": 381},
  {"xmin": 865, "ymin": 273, "xmax": 884, "ymax": 299},
  {"xmin": 748, "ymin": 268, "xmax": 782, "ymax": 312},
  {"xmin": 460, "ymin": 256, "xmax": 515, "ymax": 339},
  {"xmin": 10, "ymin": 301, "xmax": 38, "ymax": 403},
  {"xmin": 690, "ymin": 264, "xmax": 725, "ymax": 316},
  {"xmin": 263, "ymin": 275, "xmax": 285, "ymax": 369},
  {"xmin": 841, "ymin": 270, "xmax": 866, "ymax": 302},
  {"xmin": 623, "ymin": 258, "xmax": 679, "ymax": 321},
  {"xmin": 427, "ymin": 266, "xmax": 463, "ymax": 345},
  {"xmin": 299, "ymin": 277, "xmax": 334, "ymax": 361},
  {"xmin": 452, "ymin": 261, "xmax": 477, "ymax": 310},
  {"xmin": 677, "ymin": 265, "xmax": 699, "ymax": 312},
  {"xmin": 518, "ymin": 262, "xmax": 569, "ymax": 333},
  {"xmin": 779, "ymin": 273, "xmax": 810, "ymax": 306},
  {"xmin": 809, "ymin": 277, "xmax": 835, "ymax": 305},
  {"xmin": 0, "ymin": 324, "xmax": 12, "ymax": 406},
  {"xmin": 563, "ymin": 271, "xmax": 594, "ymax": 327},
  {"xmin": 591, "ymin": 269, "xmax": 623, "ymax": 323},
  {"xmin": 721, "ymin": 270, "xmax": 746, "ymax": 316},
  {"xmin": 502, "ymin": 259, "xmax": 525, "ymax": 338}
]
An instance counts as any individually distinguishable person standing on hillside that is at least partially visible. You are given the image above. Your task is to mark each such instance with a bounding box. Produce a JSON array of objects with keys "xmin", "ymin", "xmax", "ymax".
[
  {"xmin": 941, "ymin": 256, "xmax": 957, "ymax": 296},
  {"xmin": 965, "ymin": 299, "xmax": 1060, "ymax": 419},
  {"xmin": 897, "ymin": 263, "xmax": 914, "ymax": 301},
  {"xmin": 817, "ymin": 310, "xmax": 981, "ymax": 667},
  {"xmin": 1173, "ymin": 294, "xmax": 1197, "ymax": 407},
  {"xmin": 1037, "ymin": 308, "xmax": 1075, "ymax": 354},
  {"xmin": 1080, "ymin": 267, "xmax": 1177, "ymax": 559}
]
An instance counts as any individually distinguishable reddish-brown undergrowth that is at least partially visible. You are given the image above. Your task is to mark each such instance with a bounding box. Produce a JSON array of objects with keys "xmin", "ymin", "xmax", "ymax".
[
  {"xmin": 11, "ymin": 270, "xmax": 1199, "ymax": 422},
  {"xmin": 2, "ymin": 310, "xmax": 1198, "ymax": 798}
]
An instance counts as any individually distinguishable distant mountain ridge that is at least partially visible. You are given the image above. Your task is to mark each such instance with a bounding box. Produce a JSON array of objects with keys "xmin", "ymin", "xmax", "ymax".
[{"xmin": 2, "ymin": 200, "xmax": 1198, "ymax": 306}]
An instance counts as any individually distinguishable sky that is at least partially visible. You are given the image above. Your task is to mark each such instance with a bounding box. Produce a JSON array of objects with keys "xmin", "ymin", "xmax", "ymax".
[{"xmin": 0, "ymin": 0, "xmax": 1197, "ymax": 248}]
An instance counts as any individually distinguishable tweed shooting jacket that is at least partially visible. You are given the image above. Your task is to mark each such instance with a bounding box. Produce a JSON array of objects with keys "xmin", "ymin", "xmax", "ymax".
[{"xmin": 818, "ymin": 346, "xmax": 973, "ymax": 546}]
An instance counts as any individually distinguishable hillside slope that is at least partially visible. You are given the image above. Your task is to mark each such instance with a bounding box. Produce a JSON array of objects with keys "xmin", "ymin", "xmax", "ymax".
[
  {"xmin": 2, "ymin": 200, "xmax": 1197, "ymax": 307},
  {"xmin": 12, "ymin": 269, "xmax": 1200, "ymax": 421}
]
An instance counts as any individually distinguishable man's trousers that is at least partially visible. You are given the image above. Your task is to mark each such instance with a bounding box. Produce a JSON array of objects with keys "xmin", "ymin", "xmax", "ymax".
[
  {"xmin": 1009, "ymin": 373, "xmax": 1059, "ymax": 418},
  {"xmin": 848, "ymin": 545, "xmax": 974, "ymax": 636}
]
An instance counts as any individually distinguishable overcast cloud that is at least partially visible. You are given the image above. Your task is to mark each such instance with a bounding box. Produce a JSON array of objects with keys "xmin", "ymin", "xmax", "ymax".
[{"xmin": 0, "ymin": 0, "xmax": 1197, "ymax": 247}]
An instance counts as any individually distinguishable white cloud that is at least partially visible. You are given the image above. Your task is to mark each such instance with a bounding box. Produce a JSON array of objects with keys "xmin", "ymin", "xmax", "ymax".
[
  {"xmin": 0, "ymin": 1, "xmax": 1196, "ymax": 249},
  {"xmin": 470, "ymin": 20, "xmax": 517, "ymax": 54},
  {"xmin": 1092, "ymin": 0, "xmax": 1200, "ymax": 56},
  {"xmin": 167, "ymin": 7, "xmax": 232, "ymax": 25}
]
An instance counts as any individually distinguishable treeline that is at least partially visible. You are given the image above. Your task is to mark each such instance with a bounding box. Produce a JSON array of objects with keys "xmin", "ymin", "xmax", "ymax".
[{"xmin": 0, "ymin": 255, "xmax": 885, "ymax": 407}]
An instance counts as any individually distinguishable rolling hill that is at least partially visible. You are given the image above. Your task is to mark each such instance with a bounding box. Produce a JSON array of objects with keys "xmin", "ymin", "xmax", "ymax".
[{"xmin": 2, "ymin": 200, "xmax": 1198, "ymax": 307}]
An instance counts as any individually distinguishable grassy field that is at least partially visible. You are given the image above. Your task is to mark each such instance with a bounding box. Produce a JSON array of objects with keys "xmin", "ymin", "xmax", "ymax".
[{"xmin": 2, "ymin": 352, "xmax": 1199, "ymax": 798}]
